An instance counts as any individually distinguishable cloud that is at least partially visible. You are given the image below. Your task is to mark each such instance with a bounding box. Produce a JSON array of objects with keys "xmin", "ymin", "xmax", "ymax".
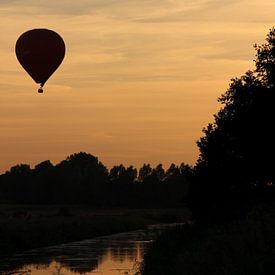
[
  {"xmin": 132, "ymin": 0, "xmax": 244, "ymax": 23},
  {"xmin": 0, "ymin": 0, "xmax": 268, "ymax": 87},
  {"xmin": 0, "ymin": 0, "xmax": 233, "ymax": 19},
  {"xmin": 1, "ymin": 0, "xmax": 275, "ymax": 172},
  {"xmin": 0, "ymin": 0, "xmax": 163, "ymax": 16}
]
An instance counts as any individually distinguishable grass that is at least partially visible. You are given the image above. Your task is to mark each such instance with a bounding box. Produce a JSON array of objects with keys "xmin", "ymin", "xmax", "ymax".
[
  {"xmin": 0, "ymin": 205, "xmax": 190, "ymax": 259},
  {"xmin": 141, "ymin": 201, "xmax": 275, "ymax": 275}
]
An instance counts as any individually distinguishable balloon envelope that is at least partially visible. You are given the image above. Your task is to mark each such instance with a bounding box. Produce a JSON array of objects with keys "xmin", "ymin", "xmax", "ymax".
[{"xmin": 15, "ymin": 29, "xmax": 65, "ymax": 86}]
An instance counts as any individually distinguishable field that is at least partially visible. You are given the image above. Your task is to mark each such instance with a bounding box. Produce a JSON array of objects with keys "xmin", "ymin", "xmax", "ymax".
[{"xmin": 0, "ymin": 205, "xmax": 190, "ymax": 258}]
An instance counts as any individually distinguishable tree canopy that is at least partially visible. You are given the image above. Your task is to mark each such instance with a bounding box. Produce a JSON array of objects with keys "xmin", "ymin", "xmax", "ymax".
[{"xmin": 189, "ymin": 28, "xmax": 275, "ymax": 220}]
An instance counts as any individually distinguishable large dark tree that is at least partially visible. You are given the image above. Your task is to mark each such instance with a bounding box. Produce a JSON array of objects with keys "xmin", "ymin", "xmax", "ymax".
[
  {"xmin": 189, "ymin": 28, "xmax": 275, "ymax": 221},
  {"xmin": 54, "ymin": 152, "xmax": 109, "ymax": 203},
  {"xmin": 0, "ymin": 164, "xmax": 32, "ymax": 203}
]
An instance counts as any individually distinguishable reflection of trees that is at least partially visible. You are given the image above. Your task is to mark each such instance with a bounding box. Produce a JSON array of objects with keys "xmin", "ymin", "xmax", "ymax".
[
  {"xmin": 1, "ymin": 236, "xmax": 146, "ymax": 275},
  {"xmin": 52, "ymin": 263, "xmax": 64, "ymax": 275},
  {"xmin": 58, "ymin": 258, "xmax": 98, "ymax": 274},
  {"xmin": 109, "ymin": 244, "xmax": 139, "ymax": 263},
  {"xmin": 0, "ymin": 257, "xmax": 51, "ymax": 273}
]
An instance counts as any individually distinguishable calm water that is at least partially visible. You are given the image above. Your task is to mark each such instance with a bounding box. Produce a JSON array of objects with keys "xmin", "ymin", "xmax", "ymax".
[{"xmin": 0, "ymin": 223, "xmax": 182, "ymax": 275}]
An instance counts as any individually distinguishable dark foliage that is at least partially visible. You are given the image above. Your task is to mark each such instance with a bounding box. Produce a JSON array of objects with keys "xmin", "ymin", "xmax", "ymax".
[
  {"xmin": 0, "ymin": 152, "xmax": 190, "ymax": 207},
  {"xmin": 188, "ymin": 28, "xmax": 275, "ymax": 221}
]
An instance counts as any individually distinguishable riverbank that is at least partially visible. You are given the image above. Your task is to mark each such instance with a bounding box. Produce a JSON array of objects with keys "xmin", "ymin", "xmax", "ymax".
[
  {"xmin": 141, "ymin": 201, "xmax": 275, "ymax": 275},
  {"xmin": 0, "ymin": 205, "xmax": 190, "ymax": 258}
]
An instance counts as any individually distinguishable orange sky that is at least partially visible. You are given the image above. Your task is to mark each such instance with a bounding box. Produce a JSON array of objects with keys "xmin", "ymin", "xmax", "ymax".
[{"xmin": 1, "ymin": 1, "xmax": 275, "ymax": 173}]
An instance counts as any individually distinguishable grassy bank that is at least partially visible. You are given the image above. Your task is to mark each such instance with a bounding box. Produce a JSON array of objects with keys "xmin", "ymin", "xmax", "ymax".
[
  {"xmin": 0, "ymin": 205, "xmax": 189, "ymax": 258},
  {"xmin": 141, "ymin": 201, "xmax": 275, "ymax": 275}
]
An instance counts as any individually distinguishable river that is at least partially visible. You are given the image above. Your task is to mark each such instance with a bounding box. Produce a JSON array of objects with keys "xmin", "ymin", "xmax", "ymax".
[{"xmin": 0, "ymin": 223, "xmax": 183, "ymax": 275}]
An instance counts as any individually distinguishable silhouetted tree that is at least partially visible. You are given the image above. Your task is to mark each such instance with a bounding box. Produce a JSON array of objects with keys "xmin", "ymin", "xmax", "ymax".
[
  {"xmin": 179, "ymin": 163, "xmax": 193, "ymax": 180},
  {"xmin": 152, "ymin": 164, "xmax": 165, "ymax": 182},
  {"xmin": 109, "ymin": 164, "xmax": 126, "ymax": 184},
  {"xmin": 109, "ymin": 164, "xmax": 137, "ymax": 184},
  {"xmin": 124, "ymin": 166, "xmax": 138, "ymax": 184},
  {"xmin": 34, "ymin": 160, "xmax": 54, "ymax": 172},
  {"xmin": 2, "ymin": 164, "xmax": 32, "ymax": 203},
  {"xmin": 8, "ymin": 164, "xmax": 31, "ymax": 176},
  {"xmin": 138, "ymin": 164, "xmax": 152, "ymax": 182},
  {"xmin": 189, "ymin": 28, "xmax": 275, "ymax": 221},
  {"xmin": 54, "ymin": 152, "xmax": 109, "ymax": 204},
  {"xmin": 32, "ymin": 160, "xmax": 55, "ymax": 203},
  {"xmin": 164, "ymin": 163, "xmax": 181, "ymax": 182}
]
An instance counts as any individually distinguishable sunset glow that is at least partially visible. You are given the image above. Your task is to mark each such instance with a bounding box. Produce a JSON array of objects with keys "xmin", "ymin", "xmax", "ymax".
[{"xmin": 1, "ymin": 0, "xmax": 275, "ymax": 172}]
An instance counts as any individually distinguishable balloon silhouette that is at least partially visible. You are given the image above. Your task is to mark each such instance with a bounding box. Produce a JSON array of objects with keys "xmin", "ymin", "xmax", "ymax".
[{"xmin": 15, "ymin": 29, "xmax": 65, "ymax": 93}]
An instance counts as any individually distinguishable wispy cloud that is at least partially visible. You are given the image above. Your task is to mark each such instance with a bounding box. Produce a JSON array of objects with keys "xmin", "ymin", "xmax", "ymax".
[{"xmin": 0, "ymin": 0, "xmax": 275, "ymax": 171}]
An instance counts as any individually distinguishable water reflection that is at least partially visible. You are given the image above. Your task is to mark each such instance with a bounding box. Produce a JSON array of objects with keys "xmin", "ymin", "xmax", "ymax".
[{"xmin": 0, "ymin": 225, "xmax": 176, "ymax": 275}]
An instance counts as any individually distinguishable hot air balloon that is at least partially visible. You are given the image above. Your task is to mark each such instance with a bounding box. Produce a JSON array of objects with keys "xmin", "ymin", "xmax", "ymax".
[{"xmin": 15, "ymin": 29, "xmax": 65, "ymax": 93}]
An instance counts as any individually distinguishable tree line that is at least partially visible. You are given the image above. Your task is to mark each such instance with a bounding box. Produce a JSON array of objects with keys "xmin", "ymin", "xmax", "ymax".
[{"xmin": 0, "ymin": 152, "xmax": 191, "ymax": 206}]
